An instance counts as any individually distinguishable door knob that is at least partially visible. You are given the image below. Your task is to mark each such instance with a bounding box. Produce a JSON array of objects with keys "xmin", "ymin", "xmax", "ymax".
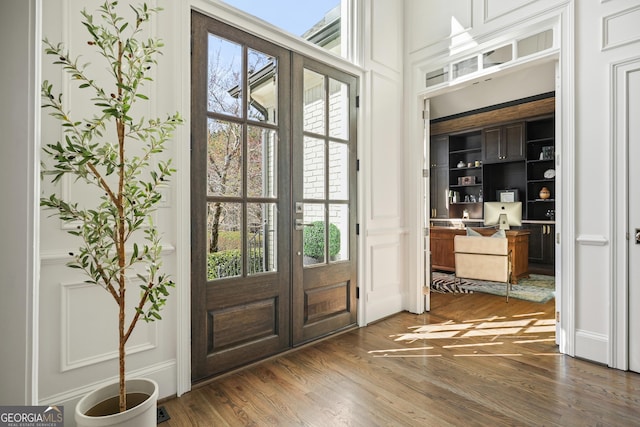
[{"xmin": 636, "ymin": 229, "xmax": 640, "ymax": 244}]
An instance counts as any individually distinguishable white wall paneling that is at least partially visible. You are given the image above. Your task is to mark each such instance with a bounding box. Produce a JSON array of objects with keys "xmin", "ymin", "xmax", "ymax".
[
  {"xmin": 369, "ymin": 72, "xmax": 402, "ymax": 222},
  {"xmin": 359, "ymin": 0, "xmax": 406, "ymax": 324},
  {"xmin": 602, "ymin": 5, "xmax": 640, "ymax": 51},
  {"xmin": 483, "ymin": 0, "xmax": 537, "ymax": 23},
  {"xmin": 612, "ymin": 57, "xmax": 640, "ymax": 370},
  {"xmin": 369, "ymin": 0, "xmax": 402, "ymax": 72},
  {"xmin": 573, "ymin": 0, "xmax": 640, "ymax": 366}
]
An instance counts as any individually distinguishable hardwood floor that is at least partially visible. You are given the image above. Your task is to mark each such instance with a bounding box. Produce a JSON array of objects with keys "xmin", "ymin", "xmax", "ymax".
[{"xmin": 161, "ymin": 293, "xmax": 640, "ymax": 426}]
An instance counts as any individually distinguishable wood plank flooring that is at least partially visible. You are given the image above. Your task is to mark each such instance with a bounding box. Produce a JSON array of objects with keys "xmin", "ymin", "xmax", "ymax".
[{"xmin": 161, "ymin": 293, "xmax": 640, "ymax": 426}]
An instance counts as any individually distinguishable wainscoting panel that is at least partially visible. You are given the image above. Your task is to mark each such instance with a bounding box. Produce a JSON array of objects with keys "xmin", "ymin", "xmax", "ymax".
[
  {"xmin": 364, "ymin": 233, "xmax": 405, "ymax": 324},
  {"xmin": 60, "ymin": 279, "xmax": 157, "ymax": 372}
]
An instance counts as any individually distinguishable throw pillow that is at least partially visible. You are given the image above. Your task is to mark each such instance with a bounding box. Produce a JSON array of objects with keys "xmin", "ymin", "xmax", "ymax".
[
  {"xmin": 466, "ymin": 227, "xmax": 482, "ymax": 236},
  {"xmin": 466, "ymin": 227, "xmax": 506, "ymax": 238},
  {"xmin": 491, "ymin": 229, "xmax": 506, "ymax": 238}
]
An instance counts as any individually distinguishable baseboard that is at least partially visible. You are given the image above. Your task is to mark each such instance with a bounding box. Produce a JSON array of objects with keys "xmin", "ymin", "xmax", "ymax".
[{"xmin": 575, "ymin": 329, "xmax": 608, "ymax": 365}]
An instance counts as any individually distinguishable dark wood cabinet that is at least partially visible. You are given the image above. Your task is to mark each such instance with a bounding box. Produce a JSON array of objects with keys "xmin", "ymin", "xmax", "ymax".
[
  {"xmin": 524, "ymin": 223, "xmax": 555, "ymax": 275},
  {"xmin": 430, "ymin": 135, "xmax": 449, "ymax": 218},
  {"xmin": 482, "ymin": 122, "xmax": 525, "ymax": 163}
]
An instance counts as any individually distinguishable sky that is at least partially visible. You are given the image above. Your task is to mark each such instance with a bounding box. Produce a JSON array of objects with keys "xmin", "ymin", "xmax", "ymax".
[{"xmin": 221, "ymin": 0, "xmax": 340, "ymax": 36}]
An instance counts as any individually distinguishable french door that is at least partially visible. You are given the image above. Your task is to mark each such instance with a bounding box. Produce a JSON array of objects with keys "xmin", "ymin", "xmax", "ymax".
[
  {"xmin": 291, "ymin": 55, "xmax": 358, "ymax": 345},
  {"xmin": 191, "ymin": 12, "xmax": 357, "ymax": 381}
]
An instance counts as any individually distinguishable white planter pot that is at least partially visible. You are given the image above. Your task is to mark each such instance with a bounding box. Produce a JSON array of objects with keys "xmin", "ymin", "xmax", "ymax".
[{"xmin": 75, "ymin": 378, "xmax": 158, "ymax": 427}]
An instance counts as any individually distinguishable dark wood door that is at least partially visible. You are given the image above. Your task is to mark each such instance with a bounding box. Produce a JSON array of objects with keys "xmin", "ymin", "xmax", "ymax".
[
  {"xmin": 191, "ymin": 13, "xmax": 359, "ymax": 380},
  {"xmin": 503, "ymin": 122, "xmax": 525, "ymax": 161},
  {"xmin": 191, "ymin": 13, "xmax": 291, "ymax": 380},
  {"xmin": 291, "ymin": 55, "xmax": 358, "ymax": 345}
]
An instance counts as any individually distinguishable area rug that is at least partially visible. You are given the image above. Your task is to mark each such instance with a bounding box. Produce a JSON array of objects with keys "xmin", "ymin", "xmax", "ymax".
[{"xmin": 431, "ymin": 271, "xmax": 555, "ymax": 303}]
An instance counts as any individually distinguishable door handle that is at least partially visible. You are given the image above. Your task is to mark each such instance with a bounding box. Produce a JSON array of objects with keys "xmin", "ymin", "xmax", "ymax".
[
  {"xmin": 295, "ymin": 219, "xmax": 315, "ymax": 231},
  {"xmin": 636, "ymin": 229, "xmax": 640, "ymax": 244}
]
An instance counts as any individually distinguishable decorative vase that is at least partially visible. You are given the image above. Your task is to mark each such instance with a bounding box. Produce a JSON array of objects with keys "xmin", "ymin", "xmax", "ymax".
[
  {"xmin": 75, "ymin": 378, "xmax": 158, "ymax": 427},
  {"xmin": 539, "ymin": 186, "xmax": 551, "ymax": 199}
]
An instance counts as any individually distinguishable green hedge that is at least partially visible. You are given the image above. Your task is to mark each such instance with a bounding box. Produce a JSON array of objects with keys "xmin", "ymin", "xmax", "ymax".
[
  {"xmin": 207, "ymin": 249, "xmax": 264, "ymax": 280},
  {"xmin": 303, "ymin": 221, "xmax": 340, "ymax": 260}
]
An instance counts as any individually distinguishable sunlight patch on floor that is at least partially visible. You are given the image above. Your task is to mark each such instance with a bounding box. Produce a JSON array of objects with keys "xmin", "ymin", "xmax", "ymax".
[{"xmin": 371, "ymin": 311, "xmax": 557, "ymax": 359}]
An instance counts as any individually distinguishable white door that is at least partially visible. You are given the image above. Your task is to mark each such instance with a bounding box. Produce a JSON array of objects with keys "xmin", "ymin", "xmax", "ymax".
[{"xmin": 628, "ymin": 66, "xmax": 640, "ymax": 373}]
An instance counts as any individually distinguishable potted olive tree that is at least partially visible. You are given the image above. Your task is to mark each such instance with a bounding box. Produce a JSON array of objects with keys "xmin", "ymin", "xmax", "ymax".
[{"xmin": 40, "ymin": 1, "xmax": 181, "ymax": 425}]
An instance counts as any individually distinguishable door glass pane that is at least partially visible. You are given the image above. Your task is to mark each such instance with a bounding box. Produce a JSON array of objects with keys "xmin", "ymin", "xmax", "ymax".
[
  {"xmin": 517, "ymin": 29, "xmax": 553, "ymax": 58},
  {"xmin": 247, "ymin": 203, "xmax": 277, "ymax": 275},
  {"xmin": 329, "ymin": 141, "xmax": 348, "ymax": 199},
  {"xmin": 207, "ymin": 119, "xmax": 243, "ymax": 197},
  {"xmin": 207, "ymin": 202, "xmax": 243, "ymax": 280},
  {"xmin": 248, "ymin": 49, "xmax": 277, "ymax": 124},
  {"xmin": 248, "ymin": 126, "xmax": 277, "ymax": 198},
  {"xmin": 328, "ymin": 78, "xmax": 348, "ymax": 139},
  {"xmin": 208, "ymin": 34, "xmax": 242, "ymax": 117},
  {"xmin": 452, "ymin": 56, "xmax": 478, "ymax": 79},
  {"xmin": 329, "ymin": 204, "xmax": 348, "ymax": 262},
  {"xmin": 303, "ymin": 203, "xmax": 325, "ymax": 266},
  {"xmin": 483, "ymin": 44, "xmax": 512, "ymax": 69},
  {"xmin": 304, "ymin": 136, "xmax": 325, "ymax": 199},
  {"xmin": 303, "ymin": 69, "xmax": 325, "ymax": 134}
]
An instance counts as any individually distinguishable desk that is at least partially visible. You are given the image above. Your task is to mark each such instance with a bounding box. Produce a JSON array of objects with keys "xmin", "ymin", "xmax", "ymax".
[{"xmin": 430, "ymin": 227, "xmax": 530, "ymax": 283}]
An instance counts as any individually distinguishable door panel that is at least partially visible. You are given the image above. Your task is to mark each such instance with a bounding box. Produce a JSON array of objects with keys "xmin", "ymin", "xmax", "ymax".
[
  {"xmin": 292, "ymin": 55, "xmax": 358, "ymax": 345},
  {"xmin": 191, "ymin": 13, "xmax": 291, "ymax": 380}
]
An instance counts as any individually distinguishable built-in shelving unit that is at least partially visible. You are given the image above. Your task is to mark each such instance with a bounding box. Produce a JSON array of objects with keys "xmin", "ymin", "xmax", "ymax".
[
  {"xmin": 429, "ymin": 96, "xmax": 556, "ymax": 275},
  {"xmin": 448, "ymin": 131, "xmax": 483, "ymax": 219},
  {"xmin": 525, "ymin": 117, "xmax": 555, "ymax": 221}
]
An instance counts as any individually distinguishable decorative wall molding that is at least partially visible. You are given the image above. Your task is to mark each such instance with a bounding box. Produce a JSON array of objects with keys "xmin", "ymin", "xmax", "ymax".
[
  {"xmin": 365, "ymin": 227, "xmax": 409, "ymax": 237},
  {"xmin": 576, "ymin": 235, "xmax": 609, "ymax": 246},
  {"xmin": 40, "ymin": 243, "xmax": 175, "ymax": 265},
  {"xmin": 602, "ymin": 5, "xmax": 640, "ymax": 51},
  {"xmin": 369, "ymin": 71, "xmax": 402, "ymax": 221},
  {"xmin": 368, "ymin": 240, "xmax": 403, "ymax": 310},
  {"xmin": 484, "ymin": 0, "xmax": 538, "ymax": 24},
  {"xmin": 60, "ymin": 278, "xmax": 158, "ymax": 372},
  {"xmin": 369, "ymin": 0, "xmax": 401, "ymax": 73}
]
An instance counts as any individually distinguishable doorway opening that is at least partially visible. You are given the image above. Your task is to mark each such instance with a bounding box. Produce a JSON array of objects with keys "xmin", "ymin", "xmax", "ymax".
[{"xmin": 424, "ymin": 61, "xmax": 560, "ymax": 332}]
